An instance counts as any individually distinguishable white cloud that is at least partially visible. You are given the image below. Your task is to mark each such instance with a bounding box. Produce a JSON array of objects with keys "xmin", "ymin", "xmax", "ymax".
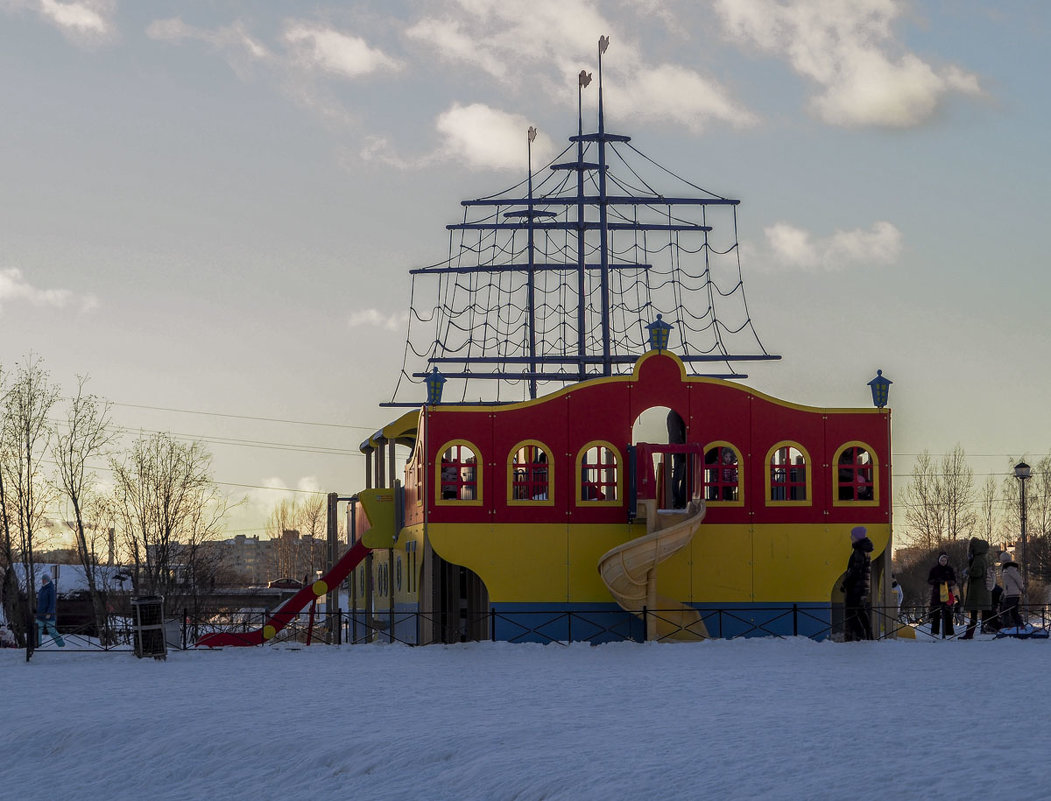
[
  {"xmin": 0, "ymin": 267, "xmax": 99, "ymax": 314},
  {"xmin": 147, "ymin": 17, "xmax": 269, "ymax": 78},
  {"xmin": 349, "ymin": 308, "xmax": 409, "ymax": 332},
  {"xmin": 407, "ymin": 0, "xmax": 756, "ymax": 132},
  {"xmin": 713, "ymin": 0, "xmax": 982, "ymax": 128},
  {"xmin": 763, "ymin": 221, "xmax": 902, "ymax": 271},
  {"xmin": 2, "ymin": 0, "xmax": 117, "ymax": 43},
  {"xmin": 609, "ymin": 63, "xmax": 757, "ymax": 132},
  {"xmin": 282, "ymin": 22, "xmax": 401, "ymax": 79},
  {"xmin": 434, "ymin": 103, "xmax": 557, "ymax": 172}
]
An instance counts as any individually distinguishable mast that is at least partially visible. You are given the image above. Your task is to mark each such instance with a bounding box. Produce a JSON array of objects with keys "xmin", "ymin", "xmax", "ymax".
[
  {"xmin": 597, "ymin": 35, "xmax": 612, "ymax": 376},
  {"xmin": 526, "ymin": 126, "xmax": 538, "ymax": 400},
  {"xmin": 385, "ymin": 38, "xmax": 780, "ymax": 408}
]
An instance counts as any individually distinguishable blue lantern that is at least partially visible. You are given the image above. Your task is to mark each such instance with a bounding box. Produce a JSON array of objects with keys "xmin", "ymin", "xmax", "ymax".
[
  {"xmin": 646, "ymin": 314, "xmax": 672, "ymax": 353},
  {"xmin": 425, "ymin": 367, "xmax": 446, "ymax": 405},
  {"xmin": 867, "ymin": 369, "xmax": 892, "ymax": 409}
]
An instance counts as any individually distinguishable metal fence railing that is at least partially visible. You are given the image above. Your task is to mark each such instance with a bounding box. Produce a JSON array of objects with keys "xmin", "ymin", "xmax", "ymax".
[{"xmin": 19, "ymin": 603, "xmax": 1051, "ymax": 656}]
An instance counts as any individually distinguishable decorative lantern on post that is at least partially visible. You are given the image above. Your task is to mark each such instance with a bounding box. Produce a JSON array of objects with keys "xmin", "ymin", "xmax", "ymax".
[
  {"xmin": 867, "ymin": 369, "xmax": 892, "ymax": 409},
  {"xmin": 425, "ymin": 366, "xmax": 446, "ymax": 405},
  {"xmin": 1014, "ymin": 460, "xmax": 1032, "ymax": 596},
  {"xmin": 646, "ymin": 314, "xmax": 672, "ymax": 353}
]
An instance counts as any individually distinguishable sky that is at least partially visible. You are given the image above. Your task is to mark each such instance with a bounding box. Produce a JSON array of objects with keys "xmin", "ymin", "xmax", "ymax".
[
  {"xmin": 1, "ymin": 0, "xmax": 1049, "ymax": 542},
  {"xmin": 8, "ymin": 636, "xmax": 1051, "ymax": 800}
]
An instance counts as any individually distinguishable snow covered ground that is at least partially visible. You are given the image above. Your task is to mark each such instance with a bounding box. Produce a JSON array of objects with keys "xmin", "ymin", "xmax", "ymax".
[{"xmin": 6, "ymin": 636, "xmax": 1048, "ymax": 801}]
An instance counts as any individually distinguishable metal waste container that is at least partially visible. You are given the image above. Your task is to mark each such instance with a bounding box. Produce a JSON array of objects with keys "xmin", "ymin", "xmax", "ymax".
[{"xmin": 131, "ymin": 596, "xmax": 167, "ymax": 659}]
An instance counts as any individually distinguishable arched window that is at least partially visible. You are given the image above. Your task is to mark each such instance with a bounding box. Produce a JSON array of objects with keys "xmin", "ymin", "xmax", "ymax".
[
  {"xmin": 577, "ymin": 442, "xmax": 621, "ymax": 505},
  {"xmin": 436, "ymin": 441, "xmax": 482, "ymax": 505},
  {"xmin": 834, "ymin": 442, "xmax": 878, "ymax": 505},
  {"xmin": 508, "ymin": 441, "xmax": 553, "ymax": 504},
  {"xmin": 766, "ymin": 443, "xmax": 811, "ymax": 505},
  {"xmin": 703, "ymin": 442, "xmax": 742, "ymax": 504}
]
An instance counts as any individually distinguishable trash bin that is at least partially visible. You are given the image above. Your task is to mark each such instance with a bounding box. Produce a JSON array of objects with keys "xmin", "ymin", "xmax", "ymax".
[{"xmin": 131, "ymin": 596, "xmax": 167, "ymax": 659}]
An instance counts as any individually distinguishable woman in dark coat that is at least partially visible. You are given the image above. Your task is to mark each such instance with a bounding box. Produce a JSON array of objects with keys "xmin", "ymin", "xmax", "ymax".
[
  {"xmin": 927, "ymin": 552, "xmax": 957, "ymax": 638},
  {"xmin": 842, "ymin": 526, "xmax": 874, "ymax": 641},
  {"xmin": 961, "ymin": 537, "xmax": 993, "ymax": 639}
]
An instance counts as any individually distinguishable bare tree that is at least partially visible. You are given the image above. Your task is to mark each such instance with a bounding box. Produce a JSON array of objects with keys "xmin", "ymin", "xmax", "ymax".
[
  {"xmin": 0, "ymin": 363, "xmax": 18, "ymax": 635},
  {"xmin": 976, "ymin": 476, "xmax": 1001, "ymax": 544},
  {"xmin": 52, "ymin": 376, "xmax": 114, "ymax": 639},
  {"xmin": 900, "ymin": 445, "xmax": 976, "ymax": 548},
  {"xmin": 900, "ymin": 451, "xmax": 944, "ymax": 550},
  {"xmin": 942, "ymin": 445, "xmax": 976, "ymax": 541},
  {"xmin": 266, "ymin": 498, "xmax": 300, "ymax": 579},
  {"xmin": 0, "ymin": 355, "xmax": 59, "ymax": 642},
  {"xmin": 110, "ymin": 432, "xmax": 228, "ymax": 614}
]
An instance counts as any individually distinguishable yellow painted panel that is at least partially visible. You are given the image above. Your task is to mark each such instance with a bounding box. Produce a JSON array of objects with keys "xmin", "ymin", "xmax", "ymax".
[
  {"xmin": 751, "ymin": 523, "xmax": 889, "ymax": 602},
  {"xmin": 689, "ymin": 524, "xmax": 754, "ymax": 602},
  {"xmin": 428, "ymin": 520, "xmax": 890, "ymax": 606},
  {"xmin": 429, "ymin": 523, "xmax": 569, "ymax": 602},
  {"xmin": 359, "ymin": 488, "xmax": 397, "ymax": 549},
  {"xmin": 566, "ymin": 523, "xmax": 647, "ymax": 602}
]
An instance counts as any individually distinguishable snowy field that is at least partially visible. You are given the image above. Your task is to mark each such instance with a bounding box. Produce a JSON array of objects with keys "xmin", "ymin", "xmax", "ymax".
[{"xmin": 6, "ymin": 637, "xmax": 1049, "ymax": 801}]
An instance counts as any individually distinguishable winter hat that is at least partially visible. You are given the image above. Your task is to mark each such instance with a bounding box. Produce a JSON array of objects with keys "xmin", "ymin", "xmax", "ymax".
[
  {"xmin": 1000, "ymin": 551, "xmax": 1012, "ymax": 564},
  {"xmin": 41, "ymin": 573, "xmax": 51, "ymax": 583},
  {"xmin": 850, "ymin": 526, "xmax": 867, "ymax": 542}
]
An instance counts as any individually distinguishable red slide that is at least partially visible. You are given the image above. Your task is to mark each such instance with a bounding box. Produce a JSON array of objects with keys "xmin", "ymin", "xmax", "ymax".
[{"xmin": 196, "ymin": 540, "xmax": 370, "ymax": 647}]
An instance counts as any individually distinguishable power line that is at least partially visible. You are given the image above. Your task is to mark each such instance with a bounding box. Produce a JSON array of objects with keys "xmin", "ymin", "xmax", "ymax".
[{"xmin": 110, "ymin": 401, "xmax": 381, "ymax": 431}]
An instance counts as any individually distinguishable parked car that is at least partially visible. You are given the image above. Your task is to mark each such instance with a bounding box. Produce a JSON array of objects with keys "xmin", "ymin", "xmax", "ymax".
[{"xmin": 267, "ymin": 578, "xmax": 303, "ymax": 590}]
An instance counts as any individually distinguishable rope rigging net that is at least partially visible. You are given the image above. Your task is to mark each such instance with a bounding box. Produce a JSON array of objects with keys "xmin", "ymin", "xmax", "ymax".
[{"xmin": 387, "ymin": 123, "xmax": 778, "ymax": 407}]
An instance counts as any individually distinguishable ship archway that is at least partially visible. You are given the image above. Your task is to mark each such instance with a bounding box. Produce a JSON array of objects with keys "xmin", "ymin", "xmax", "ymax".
[{"xmin": 631, "ymin": 405, "xmax": 691, "ymax": 509}]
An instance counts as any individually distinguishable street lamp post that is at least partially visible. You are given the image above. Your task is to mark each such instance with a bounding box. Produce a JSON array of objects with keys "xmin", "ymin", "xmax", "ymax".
[{"xmin": 1014, "ymin": 461, "xmax": 1032, "ymax": 615}]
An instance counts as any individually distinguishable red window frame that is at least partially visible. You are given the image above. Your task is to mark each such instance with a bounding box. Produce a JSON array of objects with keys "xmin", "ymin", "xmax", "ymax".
[
  {"xmin": 837, "ymin": 446, "xmax": 874, "ymax": 501},
  {"xmin": 580, "ymin": 446, "xmax": 618, "ymax": 502},
  {"xmin": 770, "ymin": 446, "xmax": 807, "ymax": 501},
  {"xmin": 440, "ymin": 444, "xmax": 478, "ymax": 501},
  {"xmin": 704, "ymin": 445, "xmax": 740, "ymax": 502},
  {"xmin": 512, "ymin": 444, "xmax": 549, "ymax": 501}
]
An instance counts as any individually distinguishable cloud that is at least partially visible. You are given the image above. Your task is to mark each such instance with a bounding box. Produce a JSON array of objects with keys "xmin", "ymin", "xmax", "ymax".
[
  {"xmin": 147, "ymin": 17, "xmax": 269, "ymax": 78},
  {"xmin": 609, "ymin": 63, "xmax": 757, "ymax": 132},
  {"xmin": 407, "ymin": 0, "xmax": 756, "ymax": 132},
  {"xmin": 763, "ymin": 221, "xmax": 902, "ymax": 271},
  {"xmin": 713, "ymin": 0, "xmax": 982, "ymax": 127},
  {"xmin": 1, "ymin": 0, "xmax": 116, "ymax": 43},
  {"xmin": 282, "ymin": 21, "xmax": 401, "ymax": 79},
  {"xmin": 0, "ymin": 267, "xmax": 99, "ymax": 314},
  {"xmin": 434, "ymin": 103, "xmax": 557, "ymax": 171},
  {"xmin": 348, "ymin": 308, "xmax": 409, "ymax": 332}
]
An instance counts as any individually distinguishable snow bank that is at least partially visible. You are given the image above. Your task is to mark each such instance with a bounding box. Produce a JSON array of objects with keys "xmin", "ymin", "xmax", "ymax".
[{"xmin": 4, "ymin": 637, "xmax": 1047, "ymax": 801}]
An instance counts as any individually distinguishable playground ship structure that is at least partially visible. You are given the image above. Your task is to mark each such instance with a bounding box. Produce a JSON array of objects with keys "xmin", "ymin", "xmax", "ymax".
[{"xmin": 198, "ymin": 41, "xmax": 893, "ymax": 648}]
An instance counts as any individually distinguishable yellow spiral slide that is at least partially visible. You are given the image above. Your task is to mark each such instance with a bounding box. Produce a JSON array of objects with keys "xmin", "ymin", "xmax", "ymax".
[{"xmin": 597, "ymin": 498, "xmax": 708, "ymax": 641}]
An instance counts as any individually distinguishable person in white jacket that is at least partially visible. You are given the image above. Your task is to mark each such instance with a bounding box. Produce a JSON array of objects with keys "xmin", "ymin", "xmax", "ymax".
[{"xmin": 999, "ymin": 551, "xmax": 1025, "ymax": 628}]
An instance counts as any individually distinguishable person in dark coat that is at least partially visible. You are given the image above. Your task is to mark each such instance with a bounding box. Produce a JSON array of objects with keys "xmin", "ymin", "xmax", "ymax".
[
  {"xmin": 927, "ymin": 552, "xmax": 957, "ymax": 638},
  {"xmin": 842, "ymin": 526, "xmax": 874, "ymax": 641},
  {"xmin": 961, "ymin": 537, "xmax": 994, "ymax": 639},
  {"xmin": 35, "ymin": 573, "xmax": 65, "ymax": 647}
]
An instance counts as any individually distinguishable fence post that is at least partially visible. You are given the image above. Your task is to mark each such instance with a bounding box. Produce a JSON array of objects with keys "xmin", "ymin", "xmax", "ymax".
[
  {"xmin": 567, "ymin": 611, "xmax": 572, "ymax": 644},
  {"xmin": 792, "ymin": 604, "xmax": 798, "ymax": 637},
  {"xmin": 642, "ymin": 606, "xmax": 647, "ymax": 643}
]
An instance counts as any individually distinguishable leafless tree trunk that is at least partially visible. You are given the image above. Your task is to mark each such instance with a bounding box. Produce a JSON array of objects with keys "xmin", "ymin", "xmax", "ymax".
[
  {"xmin": 900, "ymin": 445, "xmax": 976, "ymax": 548},
  {"xmin": 942, "ymin": 445, "xmax": 976, "ymax": 541},
  {"xmin": 901, "ymin": 451, "xmax": 944, "ymax": 550},
  {"xmin": 977, "ymin": 476, "xmax": 1000, "ymax": 544},
  {"xmin": 0, "ymin": 364, "xmax": 20, "ymax": 639},
  {"xmin": 53, "ymin": 376, "xmax": 114, "ymax": 641},
  {"xmin": 110, "ymin": 432, "xmax": 228, "ymax": 615},
  {"xmin": 1, "ymin": 355, "xmax": 59, "ymax": 643},
  {"xmin": 266, "ymin": 498, "xmax": 300, "ymax": 579}
]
